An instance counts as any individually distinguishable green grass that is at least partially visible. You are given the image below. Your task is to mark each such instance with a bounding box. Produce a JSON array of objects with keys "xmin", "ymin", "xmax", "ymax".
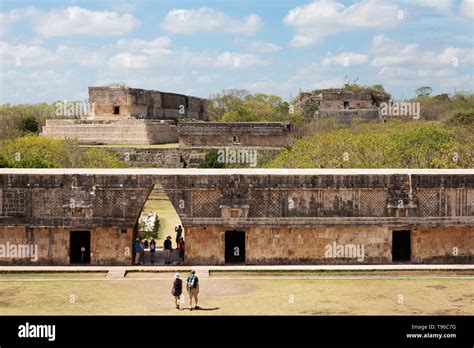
[
  {"xmin": 141, "ymin": 186, "xmax": 182, "ymax": 245},
  {"xmin": 210, "ymin": 270, "xmax": 474, "ymax": 277},
  {"xmin": 0, "ymin": 272, "xmax": 106, "ymax": 278},
  {"xmin": 0, "ymin": 277, "xmax": 472, "ymax": 315}
]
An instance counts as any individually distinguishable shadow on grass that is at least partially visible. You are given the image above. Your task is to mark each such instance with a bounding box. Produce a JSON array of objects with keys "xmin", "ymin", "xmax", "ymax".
[{"xmin": 180, "ymin": 307, "xmax": 220, "ymax": 311}]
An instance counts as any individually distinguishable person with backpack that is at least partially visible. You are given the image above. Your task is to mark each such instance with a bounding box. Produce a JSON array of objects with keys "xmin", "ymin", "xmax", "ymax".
[
  {"xmin": 134, "ymin": 238, "xmax": 142, "ymax": 265},
  {"xmin": 186, "ymin": 269, "xmax": 199, "ymax": 310},
  {"xmin": 163, "ymin": 236, "xmax": 172, "ymax": 265},
  {"xmin": 149, "ymin": 238, "xmax": 156, "ymax": 264},
  {"xmin": 171, "ymin": 273, "xmax": 183, "ymax": 310}
]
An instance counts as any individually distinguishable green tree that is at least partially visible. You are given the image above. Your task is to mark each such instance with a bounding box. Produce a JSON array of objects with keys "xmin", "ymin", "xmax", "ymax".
[
  {"xmin": 199, "ymin": 149, "xmax": 225, "ymax": 168},
  {"xmin": 266, "ymin": 121, "xmax": 472, "ymax": 169},
  {"xmin": 415, "ymin": 86, "xmax": 432, "ymax": 97},
  {"xmin": 0, "ymin": 135, "xmax": 125, "ymax": 168},
  {"xmin": 18, "ymin": 115, "xmax": 39, "ymax": 133}
]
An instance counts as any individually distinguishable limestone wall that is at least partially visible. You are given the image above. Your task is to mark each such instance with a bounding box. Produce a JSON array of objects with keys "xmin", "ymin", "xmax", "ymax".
[
  {"xmin": 42, "ymin": 119, "xmax": 178, "ymax": 145},
  {"xmin": 184, "ymin": 225, "xmax": 473, "ymax": 265},
  {"xmin": 0, "ymin": 170, "xmax": 472, "ymax": 265},
  {"xmin": 0, "ymin": 226, "xmax": 133, "ymax": 265},
  {"xmin": 412, "ymin": 226, "xmax": 474, "ymax": 263},
  {"xmin": 317, "ymin": 109, "xmax": 382, "ymax": 123},
  {"xmin": 320, "ymin": 92, "xmax": 374, "ymax": 109},
  {"xmin": 179, "ymin": 122, "xmax": 293, "ymax": 147},
  {"xmin": 89, "ymin": 86, "xmax": 208, "ymax": 120}
]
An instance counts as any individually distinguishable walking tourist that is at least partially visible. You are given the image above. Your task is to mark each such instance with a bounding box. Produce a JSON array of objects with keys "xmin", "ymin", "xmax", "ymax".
[
  {"xmin": 187, "ymin": 269, "xmax": 199, "ymax": 310},
  {"xmin": 172, "ymin": 273, "xmax": 183, "ymax": 309}
]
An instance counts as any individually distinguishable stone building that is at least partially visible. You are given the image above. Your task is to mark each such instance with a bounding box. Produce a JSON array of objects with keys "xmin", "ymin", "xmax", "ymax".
[
  {"xmin": 41, "ymin": 86, "xmax": 208, "ymax": 145},
  {"xmin": 88, "ymin": 86, "xmax": 208, "ymax": 120},
  {"xmin": 295, "ymin": 88, "xmax": 390, "ymax": 122},
  {"xmin": 178, "ymin": 122, "xmax": 293, "ymax": 148},
  {"xmin": 0, "ymin": 168, "xmax": 472, "ymax": 265}
]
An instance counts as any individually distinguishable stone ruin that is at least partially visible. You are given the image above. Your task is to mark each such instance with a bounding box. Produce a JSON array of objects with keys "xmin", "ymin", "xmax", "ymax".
[
  {"xmin": 294, "ymin": 88, "xmax": 391, "ymax": 123},
  {"xmin": 178, "ymin": 122, "xmax": 294, "ymax": 148},
  {"xmin": 42, "ymin": 85, "xmax": 208, "ymax": 145}
]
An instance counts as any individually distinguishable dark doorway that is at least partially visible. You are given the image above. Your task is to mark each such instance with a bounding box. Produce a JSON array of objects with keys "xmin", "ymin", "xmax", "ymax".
[
  {"xmin": 392, "ymin": 230, "xmax": 411, "ymax": 262},
  {"xmin": 70, "ymin": 231, "xmax": 91, "ymax": 264},
  {"xmin": 225, "ymin": 230, "xmax": 245, "ymax": 264},
  {"xmin": 113, "ymin": 106, "xmax": 120, "ymax": 115},
  {"xmin": 343, "ymin": 100, "xmax": 350, "ymax": 109}
]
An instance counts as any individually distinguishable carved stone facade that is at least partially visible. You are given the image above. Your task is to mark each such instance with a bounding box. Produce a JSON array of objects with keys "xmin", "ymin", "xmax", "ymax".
[
  {"xmin": 178, "ymin": 122, "xmax": 294, "ymax": 148},
  {"xmin": 89, "ymin": 86, "xmax": 208, "ymax": 121},
  {"xmin": 41, "ymin": 86, "xmax": 208, "ymax": 145},
  {"xmin": 0, "ymin": 169, "xmax": 472, "ymax": 265},
  {"xmin": 295, "ymin": 89, "xmax": 390, "ymax": 122}
]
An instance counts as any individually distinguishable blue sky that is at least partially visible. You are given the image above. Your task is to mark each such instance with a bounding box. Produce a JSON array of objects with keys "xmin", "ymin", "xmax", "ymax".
[{"xmin": 0, "ymin": 0, "xmax": 473, "ymax": 104}]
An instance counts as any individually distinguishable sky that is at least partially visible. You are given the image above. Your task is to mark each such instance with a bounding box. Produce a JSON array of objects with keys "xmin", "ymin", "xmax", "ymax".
[{"xmin": 0, "ymin": 0, "xmax": 473, "ymax": 104}]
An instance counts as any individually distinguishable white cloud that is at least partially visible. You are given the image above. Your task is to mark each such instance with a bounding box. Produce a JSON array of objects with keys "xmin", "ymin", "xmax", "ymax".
[
  {"xmin": 116, "ymin": 37, "xmax": 172, "ymax": 54},
  {"xmin": 0, "ymin": 6, "xmax": 38, "ymax": 36},
  {"xmin": 321, "ymin": 52, "xmax": 369, "ymax": 66},
  {"xmin": 283, "ymin": 0, "xmax": 401, "ymax": 47},
  {"xmin": 459, "ymin": 0, "xmax": 474, "ymax": 18},
  {"xmin": 378, "ymin": 65, "xmax": 473, "ymax": 90},
  {"xmin": 0, "ymin": 41, "xmax": 55, "ymax": 68},
  {"xmin": 196, "ymin": 74, "xmax": 218, "ymax": 84},
  {"xmin": 0, "ymin": 41, "xmax": 112, "ymax": 68},
  {"xmin": 161, "ymin": 7, "xmax": 262, "ymax": 35},
  {"xmin": 369, "ymin": 34, "xmax": 474, "ymax": 68},
  {"xmin": 33, "ymin": 6, "xmax": 139, "ymax": 37},
  {"xmin": 240, "ymin": 77, "xmax": 275, "ymax": 91},
  {"xmin": 0, "ymin": 69, "xmax": 72, "ymax": 103},
  {"xmin": 409, "ymin": 0, "xmax": 453, "ymax": 13},
  {"xmin": 112, "ymin": 2, "xmax": 137, "ymax": 13},
  {"xmin": 214, "ymin": 51, "xmax": 269, "ymax": 68},
  {"xmin": 249, "ymin": 41, "xmax": 281, "ymax": 53}
]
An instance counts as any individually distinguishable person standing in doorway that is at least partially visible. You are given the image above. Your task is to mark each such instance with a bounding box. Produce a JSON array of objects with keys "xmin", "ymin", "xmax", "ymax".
[
  {"xmin": 134, "ymin": 238, "xmax": 142, "ymax": 265},
  {"xmin": 149, "ymin": 238, "xmax": 156, "ymax": 264},
  {"xmin": 178, "ymin": 237, "xmax": 185, "ymax": 264},
  {"xmin": 175, "ymin": 225, "xmax": 183, "ymax": 247},
  {"xmin": 171, "ymin": 273, "xmax": 183, "ymax": 310},
  {"xmin": 187, "ymin": 269, "xmax": 199, "ymax": 310},
  {"xmin": 163, "ymin": 236, "xmax": 172, "ymax": 265},
  {"xmin": 140, "ymin": 239, "xmax": 145, "ymax": 265}
]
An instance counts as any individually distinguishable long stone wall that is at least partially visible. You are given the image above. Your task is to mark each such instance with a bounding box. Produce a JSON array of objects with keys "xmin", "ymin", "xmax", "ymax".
[
  {"xmin": 0, "ymin": 169, "xmax": 472, "ymax": 265},
  {"xmin": 179, "ymin": 122, "xmax": 293, "ymax": 147},
  {"xmin": 42, "ymin": 119, "xmax": 178, "ymax": 145}
]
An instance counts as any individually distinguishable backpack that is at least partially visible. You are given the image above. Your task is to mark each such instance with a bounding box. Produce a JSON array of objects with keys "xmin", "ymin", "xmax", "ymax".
[
  {"xmin": 187, "ymin": 275, "xmax": 198, "ymax": 289},
  {"xmin": 172, "ymin": 279, "xmax": 182, "ymax": 296}
]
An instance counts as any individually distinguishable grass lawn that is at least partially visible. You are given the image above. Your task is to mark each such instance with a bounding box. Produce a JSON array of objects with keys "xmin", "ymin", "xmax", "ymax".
[
  {"xmin": 0, "ymin": 277, "xmax": 472, "ymax": 315},
  {"xmin": 141, "ymin": 186, "xmax": 182, "ymax": 245},
  {"xmin": 0, "ymin": 272, "xmax": 106, "ymax": 278}
]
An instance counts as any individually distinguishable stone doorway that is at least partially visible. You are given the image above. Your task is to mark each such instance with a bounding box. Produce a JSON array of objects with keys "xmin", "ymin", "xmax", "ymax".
[
  {"xmin": 392, "ymin": 230, "xmax": 411, "ymax": 262},
  {"xmin": 225, "ymin": 230, "xmax": 246, "ymax": 264},
  {"xmin": 70, "ymin": 231, "xmax": 91, "ymax": 264}
]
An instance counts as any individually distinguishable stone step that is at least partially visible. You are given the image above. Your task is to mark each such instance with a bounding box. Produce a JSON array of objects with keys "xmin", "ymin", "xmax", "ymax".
[{"xmin": 106, "ymin": 268, "xmax": 127, "ymax": 279}]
